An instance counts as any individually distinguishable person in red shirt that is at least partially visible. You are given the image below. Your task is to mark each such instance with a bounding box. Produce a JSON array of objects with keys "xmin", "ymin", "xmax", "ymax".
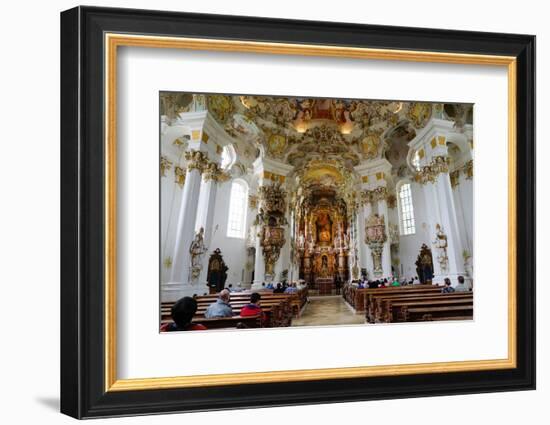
[
  {"xmin": 239, "ymin": 292, "xmax": 266, "ymax": 325},
  {"xmin": 160, "ymin": 296, "xmax": 207, "ymax": 332}
]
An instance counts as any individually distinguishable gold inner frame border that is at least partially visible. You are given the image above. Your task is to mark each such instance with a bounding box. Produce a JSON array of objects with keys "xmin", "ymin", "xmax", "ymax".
[{"xmin": 104, "ymin": 33, "xmax": 517, "ymax": 392}]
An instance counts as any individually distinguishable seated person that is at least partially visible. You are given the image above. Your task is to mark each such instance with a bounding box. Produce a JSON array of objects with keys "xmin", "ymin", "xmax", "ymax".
[
  {"xmin": 239, "ymin": 292, "xmax": 266, "ymax": 325},
  {"xmin": 160, "ymin": 297, "xmax": 207, "ymax": 332},
  {"xmin": 378, "ymin": 281, "xmax": 386, "ymax": 288},
  {"xmin": 266, "ymin": 282, "xmax": 275, "ymax": 290},
  {"xmin": 391, "ymin": 277, "xmax": 401, "ymax": 287},
  {"xmin": 368, "ymin": 280, "xmax": 379, "ymax": 289},
  {"xmin": 441, "ymin": 278, "xmax": 455, "ymax": 293},
  {"xmin": 204, "ymin": 289, "xmax": 233, "ymax": 318},
  {"xmin": 227, "ymin": 284, "xmax": 236, "ymax": 292},
  {"xmin": 357, "ymin": 281, "xmax": 365, "ymax": 289},
  {"xmin": 454, "ymin": 275, "xmax": 469, "ymax": 292},
  {"xmin": 273, "ymin": 283, "xmax": 285, "ymax": 293},
  {"xmin": 284, "ymin": 282, "xmax": 298, "ymax": 294},
  {"xmin": 413, "ymin": 276, "xmax": 421, "ymax": 285}
]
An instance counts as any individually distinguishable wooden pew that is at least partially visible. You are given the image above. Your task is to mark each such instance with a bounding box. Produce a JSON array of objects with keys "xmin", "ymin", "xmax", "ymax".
[
  {"xmin": 161, "ymin": 315, "xmax": 262, "ymax": 330},
  {"xmin": 161, "ymin": 292, "xmax": 295, "ymax": 328},
  {"xmin": 402, "ymin": 305, "xmax": 473, "ymax": 322},
  {"xmin": 343, "ymin": 283, "xmax": 441, "ymax": 312},
  {"xmin": 197, "ymin": 292, "xmax": 297, "ymax": 324},
  {"xmin": 363, "ymin": 285, "xmax": 441, "ymax": 321},
  {"xmin": 369, "ymin": 292, "xmax": 472, "ymax": 322},
  {"xmin": 383, "ymin": 295, "xmax": 473, "ymax": 323}
]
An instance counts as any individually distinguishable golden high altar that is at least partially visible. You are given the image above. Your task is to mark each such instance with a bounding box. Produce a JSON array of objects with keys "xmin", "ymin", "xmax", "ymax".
[{"xmin": 297, "ymin": 193, "xmax": 350, "ymax": 291}]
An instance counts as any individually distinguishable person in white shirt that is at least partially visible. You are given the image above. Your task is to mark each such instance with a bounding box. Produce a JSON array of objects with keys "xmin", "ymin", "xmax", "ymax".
[{"xmin": 454, "ymin": 275, "xmax": 470, "ymax": 292}]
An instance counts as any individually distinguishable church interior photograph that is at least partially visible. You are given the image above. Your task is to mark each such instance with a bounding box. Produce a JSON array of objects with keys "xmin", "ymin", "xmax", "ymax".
[{"xmin": 159, "ymin": 93, "xmax": 474, "ymax": 332}]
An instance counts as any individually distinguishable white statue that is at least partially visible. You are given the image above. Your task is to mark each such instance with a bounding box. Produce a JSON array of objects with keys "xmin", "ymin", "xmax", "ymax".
[{"xmin": 432, "ymin": 224, "xmax": 449, "ymax": 271}]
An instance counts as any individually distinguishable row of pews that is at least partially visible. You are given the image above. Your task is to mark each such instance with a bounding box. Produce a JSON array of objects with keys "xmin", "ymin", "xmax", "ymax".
[
  {"xmin": 161, "ymin": 288, "xmax": 308, "ymax": 330},
  {"xmin": 343, "ymin": 284, "xmax": 473, "ymax": 323}
]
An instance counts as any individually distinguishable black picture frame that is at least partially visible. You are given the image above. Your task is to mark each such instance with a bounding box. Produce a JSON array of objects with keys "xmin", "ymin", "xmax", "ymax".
[{"xmin": 60, "ymin": 5, "xmax": 535, "ymax": 419}]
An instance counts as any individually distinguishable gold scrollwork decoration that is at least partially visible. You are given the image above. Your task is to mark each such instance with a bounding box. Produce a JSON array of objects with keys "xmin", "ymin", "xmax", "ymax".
[
  {"xmin": 450, "ymin": 169, "xmax": 460, "ymax": 188},
  {"xmin": 160, "ymin": 156, "xmax": 173, "ymax": 177},
  {"xmin": 184, "ymin": 150, "xmax": 209, "ymax": 173},
  {"xmin": 464, "ymin": 160, "xmax": 473, "ymax": 180},
  {"xmin": 249, "ymin": 194, "xmax": 259, "ymax": 209},
  {"xmin": 414, "ymin": 155, "xmax": 451, "ymax": 184},
  {"xmin": 174, "ymin": 166, "xmax": 186, "ymax": 187}
]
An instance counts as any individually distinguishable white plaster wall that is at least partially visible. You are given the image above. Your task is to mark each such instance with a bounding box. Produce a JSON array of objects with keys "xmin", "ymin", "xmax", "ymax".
[
  {"xmin": 397, "ymin": 182, "xmax": 432, "ymax": 279},
  {"xmin": 208, "ymin": 180, "xmax": 250, "ymax": 289}
]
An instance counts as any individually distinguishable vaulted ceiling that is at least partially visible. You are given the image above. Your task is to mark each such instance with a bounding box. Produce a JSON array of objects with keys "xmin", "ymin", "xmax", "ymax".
[{"xmin": 161, "ymin": 93, "xmax": 473, "ymax": 186}]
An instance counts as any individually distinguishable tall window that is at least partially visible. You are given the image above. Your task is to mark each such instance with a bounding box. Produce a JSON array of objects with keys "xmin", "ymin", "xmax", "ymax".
[
  {"xmin": 398, "ymin": 183, "xmax": 416, "ymax": 235},
  {"xmin": 227, "ymin": 180, "xmax": 247, "ymax": 238}
]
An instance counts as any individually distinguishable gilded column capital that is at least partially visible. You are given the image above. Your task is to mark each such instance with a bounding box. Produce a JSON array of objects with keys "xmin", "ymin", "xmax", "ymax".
[
  {"xmin": 160, "ymin": 156, "xmax": 173, "ymax": 177},
  {"xmin": 430, "ymin": 155, "xmax": 450, "ymax": 175},
  {"xmin": 463, "ymin": 160, "xmax": 473, "ymax": 180},
  {"xmin": 414, "ymin": 155, "xmax": 450, "ymax": 185},
  {"xmin": 202, "ymin": 162, "xmax": 221, "ymax": 182},
  {"xmin": 362, "ymin": 186, "xmax": 388, "ymax": 204},
  {"xmin": 249, "ymin": 194, "xmax": 259, "ymax": 209},
  {"xmin": 184, "ymin": 150, "xmax": 209, "ymax": 173},
  {"xmin": 174, "ymin": 166, "xmax": 186, "ymax": 187},
  {"xmin": 387, "ymin": 194, "xmax": 397, "ymax": 209},
  {"xmin": 449, "ymin": 169, "xmax": 460, "ymax": 188}
]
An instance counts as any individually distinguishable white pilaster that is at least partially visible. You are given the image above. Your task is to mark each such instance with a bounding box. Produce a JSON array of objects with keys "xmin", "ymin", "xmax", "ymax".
[
  {"xmin": 378, "ymin": 198, "xmax": 393, "ymax": 278},
  {"xmin": 433, "ymin": 172, "xmax": 467, "ymax": 285},
  {"xmin": 362, "ymin": 200, "xmax": 374, "ymax": 276},
  {"xmin": 195, "ymin": 176, "xmax": 218, "ymax": 288},
  {"xmin": 165, "ymin": 165, "xmax": 203, "ymax": 301},
  {"xmin": 252, "ymin": 228, "xmax": 265, "ymax": 288}
]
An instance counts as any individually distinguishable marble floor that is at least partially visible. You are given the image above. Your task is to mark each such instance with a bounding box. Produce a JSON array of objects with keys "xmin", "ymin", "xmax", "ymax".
[{"xmin": 291, "ymin": 296, "xmax": 366, "ymax": 327}]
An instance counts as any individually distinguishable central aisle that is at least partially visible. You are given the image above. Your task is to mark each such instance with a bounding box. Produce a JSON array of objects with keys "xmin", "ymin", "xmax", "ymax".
[{"xmin": 291, "ymin": 296, "xmax": 365, "ymax": 327}]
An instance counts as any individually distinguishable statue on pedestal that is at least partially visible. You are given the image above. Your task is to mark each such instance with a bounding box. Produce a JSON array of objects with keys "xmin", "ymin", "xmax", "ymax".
[
  {"xmin": 432, "ymin": 223, "xmax": 449, "ymax": 272},
  {"xmin": 365, "ymin": 213, "xmax": 388, "ymax": 277},
  {"xmin": 189, "ymin": 227, "xmax": 207, "ymax": 283}
]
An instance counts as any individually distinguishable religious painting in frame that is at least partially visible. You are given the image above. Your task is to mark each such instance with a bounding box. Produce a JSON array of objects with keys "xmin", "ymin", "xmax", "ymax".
[{"xmin": 60, "ymin": 6, "xmax": 535, "ymax": 419}]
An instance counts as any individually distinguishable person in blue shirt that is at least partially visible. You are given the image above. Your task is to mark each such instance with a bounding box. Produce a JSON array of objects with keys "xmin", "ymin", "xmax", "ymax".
[
  {"xmin": 204, "ymin": 289, "xmax": 233, "ymax": 318},
  {"xmin": 284, "ymin": 282, "xmax": 298, "ymax": 294}
]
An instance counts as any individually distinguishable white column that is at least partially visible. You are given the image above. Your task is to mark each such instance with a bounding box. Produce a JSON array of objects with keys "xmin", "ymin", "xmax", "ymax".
[
  {"xmin": 252, "ymin": 228, "xmax": 265, "ymax": 288},
  {"xmin": 433, "ymin": 172, "xmax": 467, "ymax": 285},
  {"xmin": 274, "ymin": 209, "xmax": 292, "ymax": 281},
  {"xmin": 356, "ymin": 207, "xmax": 365, "ymax": 272},
  {"xmin": 378, "ymin": 198, "xmax": 393, "ymax": 278},
  {"xmin": 421, "ymin": 181, "xmax": 444, "ymax": 281},
  {"xmin": 195, "ymin": 172, "xmax": 219, "ymax": 288},
  {"xmin": 362, "ymin": 200, "xmax": 374, "ymax": 276},
  {"xmin": 166, "ymin": 163, "xmax": 203, "ymax": 300}
]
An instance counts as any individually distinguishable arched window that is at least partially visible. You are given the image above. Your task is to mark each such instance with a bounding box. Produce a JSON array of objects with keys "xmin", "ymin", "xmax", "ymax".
[
  {"xmin": 398, "ymin": 182, "xmax": 416, "ymax": 235},
  {"xmin": 226, "ymin": 180, "xmax": 248, "ymax": 238}
]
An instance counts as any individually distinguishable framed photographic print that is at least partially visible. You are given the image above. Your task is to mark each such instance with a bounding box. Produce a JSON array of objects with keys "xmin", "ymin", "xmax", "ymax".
[{"xmin": 60, "ymin": 6, "xmax": 535, "ymax": 419}]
